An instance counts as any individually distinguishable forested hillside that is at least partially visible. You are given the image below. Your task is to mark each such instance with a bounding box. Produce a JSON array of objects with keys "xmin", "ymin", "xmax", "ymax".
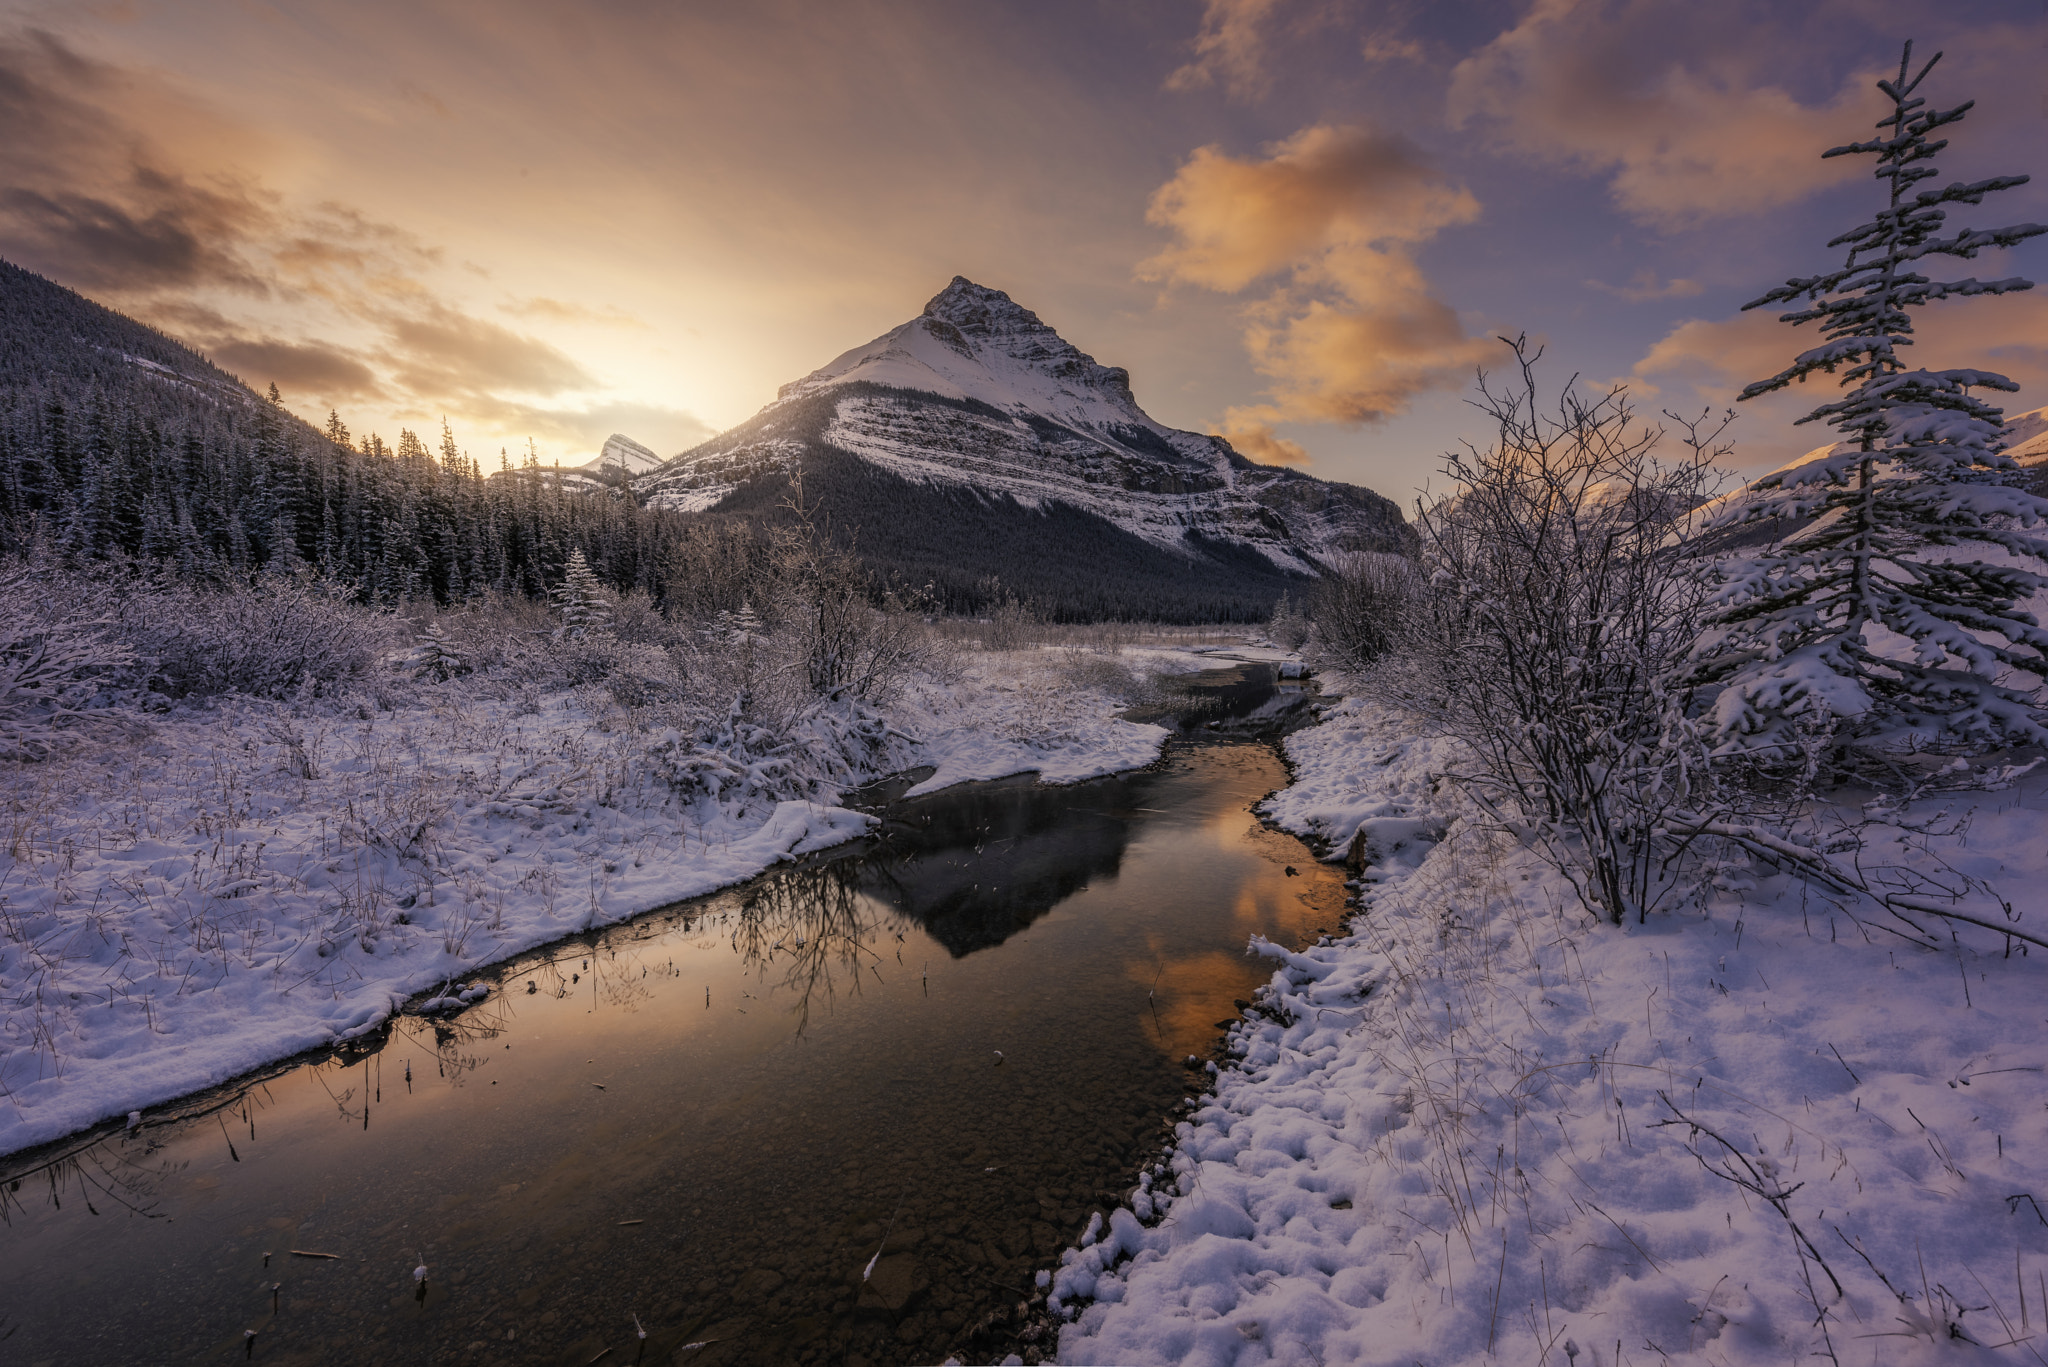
[{"xmin": 0, "ymin": 258, "xmax": 690, "ymax": 603}]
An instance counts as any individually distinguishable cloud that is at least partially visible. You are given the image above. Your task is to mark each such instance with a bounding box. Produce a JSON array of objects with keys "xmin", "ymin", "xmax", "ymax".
[
  {"xmin": 1217, "ymin": 424, "xmax": 1310, "ymax": 465},
  {"xmin": 1586, "ymin": 270, "xmax": 1704, "ymax": 303},
  {"xmin": 1143, "ymin": 124, "xmax": 1490, "ymax": 459},
  {"xmin": 383, "ymin": 304, "xmax": 596, "ymax": 402},
  {"xmin": 0, "ymin": 29, "xmax": 708, "ymax": 455},
  {"xmin": 1164, "ymin": 0, "xmax": 1291, "ymax": 101},
  {"xmin": 0, "ymin": 31, "xmax": 275, "ymax": 292},
  {"xmin": 208, "ymin": 337, "xmax": 384, "ymax": 400},
  {"xmin": 1141, "ymin": 125, "xmax": 1477, "ymax": 291},
  {"xmin": 1447, "ymin": 0, "xmax": 1869, "ymax": 228},
  {"xmin": 501, "ymin": 296, "xmax": 647, "ymax": 328}
]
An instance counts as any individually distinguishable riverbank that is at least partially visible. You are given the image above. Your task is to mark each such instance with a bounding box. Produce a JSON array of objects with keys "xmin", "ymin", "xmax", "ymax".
[
  {"xmin": 1054, "ymin": 694, "xmax": 2048, "ymax": 1365},
  {"xmin": 0, "ymin": 646, "xmax": 1210, "ymax": 1157}
]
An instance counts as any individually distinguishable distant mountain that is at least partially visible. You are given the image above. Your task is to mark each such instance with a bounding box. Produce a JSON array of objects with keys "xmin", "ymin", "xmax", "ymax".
[
  {"xmin": 533, "ymin": 432, "xmax": 668, "ymax": 495},
  {"xmin": 589, "ymin": 433, "xmax": 665, "ymax": 477},
  {"xmin": 639, "ymin": 278, "xmax": 1410, "ymax": 620}
]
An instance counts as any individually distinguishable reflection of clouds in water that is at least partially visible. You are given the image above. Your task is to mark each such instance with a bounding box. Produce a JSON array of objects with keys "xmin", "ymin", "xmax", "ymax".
[{"xmin": 1136, "ymin": 949, "xmax": 1258, "ymax": 1058}]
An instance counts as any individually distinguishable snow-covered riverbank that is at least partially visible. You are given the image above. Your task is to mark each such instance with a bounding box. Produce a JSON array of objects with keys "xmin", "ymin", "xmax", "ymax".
[
  {"xmin": 1055, "ymin": 696, "xmax": 2048, "ymax": 1365},
  {"xmin": 0, "ymin": 647, "xmax": 1203, "ymax": 1157}
]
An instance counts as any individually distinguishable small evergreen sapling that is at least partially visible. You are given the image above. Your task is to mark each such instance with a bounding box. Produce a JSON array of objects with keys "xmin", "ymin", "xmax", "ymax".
[
  {"xmin": 550, "ymin": 549, "xmax": 613, "ymax": 639},
  {"xmin": 1699, "ymin": 41, "xmax": 2048, "ymax": 757},
  {"xmin": 402, "ymin": 622, "xmax": 467, "ymax": 681}
]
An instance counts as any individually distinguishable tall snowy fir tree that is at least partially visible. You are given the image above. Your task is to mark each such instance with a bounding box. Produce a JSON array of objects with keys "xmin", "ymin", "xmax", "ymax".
[{"xmin": 1698, "ymin": 41, "xmax": 2048, "ymax": 759}]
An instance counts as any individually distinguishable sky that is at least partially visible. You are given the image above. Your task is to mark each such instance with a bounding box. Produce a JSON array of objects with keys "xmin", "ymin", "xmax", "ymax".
[{"xmin": 1, "ymin": 0, "xmax": 2044, "ymax": 502}]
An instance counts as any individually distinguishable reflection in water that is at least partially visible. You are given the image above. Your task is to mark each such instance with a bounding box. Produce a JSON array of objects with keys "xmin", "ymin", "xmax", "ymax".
[{"xmin": 0, "ymin": 730, "xmax": 1348, "ymax": 1367}]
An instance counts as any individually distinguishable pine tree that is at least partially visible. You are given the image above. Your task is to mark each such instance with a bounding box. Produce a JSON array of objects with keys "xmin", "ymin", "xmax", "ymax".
[
  {"xmin": 402, "ymin": 622, "xmax": 467, "ymax": 681},
  {"xmin": 551, "ymin": 548, "xmax": 612, "ymax": 638},
  {"xmin": 1698, "ymin": 41, "xmax": 2048, "ymax": 757}
]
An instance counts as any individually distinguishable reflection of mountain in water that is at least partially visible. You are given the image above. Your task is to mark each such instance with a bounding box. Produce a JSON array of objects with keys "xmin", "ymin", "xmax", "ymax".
[{"xmin": 858, "ymin": 771, "xmax": 1146, "ymax": 957}]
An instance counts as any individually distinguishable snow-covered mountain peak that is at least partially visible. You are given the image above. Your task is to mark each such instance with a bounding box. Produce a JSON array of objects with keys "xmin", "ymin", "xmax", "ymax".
[
  {"xmin": 584, "ymin": 433, "xmax": 663, "ymax": 476},
  {"xmin": 638, "ymin": 275, "xmax": 1413, "ymax": 603},
  {"xmin": 773, "ymin": 277, "xmax": 1145, "ymax": 436}
]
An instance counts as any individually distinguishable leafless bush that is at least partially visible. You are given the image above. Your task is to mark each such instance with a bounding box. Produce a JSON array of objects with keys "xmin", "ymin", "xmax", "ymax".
[
  {"xmin": 755, "ymin": 482, "xmax": 947, "ymax": 708},
  {"xmin": 1306, "ymin": 552, "xmax": 1418, "ymax": 671},
  {"xmin": 1382, "ymin": 338, "xmax": 1732, "ymax": 924},
  {"xmin": 662, "ymin": 519, "xmax": 777, "ymax": 622},
  {"xmin": 0, "ymin": 565, "xmax": 139, "ymax": 758},
  {"xmin": 126, "ymin": 575, "xmax": 396, "ymax": 700}
]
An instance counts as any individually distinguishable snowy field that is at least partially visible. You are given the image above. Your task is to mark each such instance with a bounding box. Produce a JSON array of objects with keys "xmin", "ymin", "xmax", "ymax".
[
  {"xmin": 0, "ymin": 645, "xmax": 1208, "ymax": 1157},
  {"xmin": 1054, "ymin": 695, "xmax": 2048, "ymax": 1365}
]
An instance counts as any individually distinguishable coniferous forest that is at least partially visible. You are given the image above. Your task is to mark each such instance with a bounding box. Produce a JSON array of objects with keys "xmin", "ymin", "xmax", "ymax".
[{"xmin": 0, "ymin": 257, "xmax": 693, "ymax": 605}]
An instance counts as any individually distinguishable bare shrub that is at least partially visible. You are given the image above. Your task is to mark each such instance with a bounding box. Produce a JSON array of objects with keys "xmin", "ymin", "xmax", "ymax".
[
  {"xmin": 1306, "ymin": 552, "xmax": 1418, "ymax": 671},
  {"xmin": 0, "ymin": 564, "xmax": 139, "ymax": 758},
  {"xmin": 662, "ymin": 519, "xmax": 776, "ymax": 622},
  {"xmin": 1383, "ymin": 338, "xmax": 1731, "ymax": 924},
  {"xmin": 128, "ymin": 575, "xmax": 396, "ymax": 700}
]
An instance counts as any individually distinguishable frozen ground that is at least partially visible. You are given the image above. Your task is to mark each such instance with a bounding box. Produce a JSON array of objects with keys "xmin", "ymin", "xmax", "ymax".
[
  {"xmin": 0, "ymin": 646, "xmax": 1207, "ymax": 1157},
  {"xmin": 1054, "ymin": 695, "xmax": 2048, "ymax": 1365}
]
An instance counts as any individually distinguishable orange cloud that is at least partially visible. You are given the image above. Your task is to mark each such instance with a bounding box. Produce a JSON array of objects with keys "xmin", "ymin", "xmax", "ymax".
[
  {"xmin": 1143, "ymin": 124, "xmax": 1490, "ymax": 458},
  {"xmin": 1216, "ymin": 423, "xmax": 1310, "ymax": 465},
  {"xmin": 1141, "ymin": 124, "xmax": 1476, "ymax": 291},
  {"xmin": 1447, "ymin": 0, "xmax": 1870, "ymax": 228}
]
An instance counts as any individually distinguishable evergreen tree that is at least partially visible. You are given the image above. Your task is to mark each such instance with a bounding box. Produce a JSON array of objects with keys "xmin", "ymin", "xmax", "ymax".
[
  {"xmin": 551, "ymin": 548, "xmax": 612, "ymax": 638},
  {"xmin": 1698, "ymin": 41, "xmax": 2048, "ymax": 756},
  {"xmin": 401, "ymin": 622, "xmax": 467, "ymax": 681}
]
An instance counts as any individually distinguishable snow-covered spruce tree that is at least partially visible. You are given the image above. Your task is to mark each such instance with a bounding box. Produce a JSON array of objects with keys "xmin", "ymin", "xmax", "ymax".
[
  {"xmin": 1699, "ymin": 42, "xmax": 2048, "ymax": 761},
  {"xmin": 550, "ymin": 549, "xmax": 612, "ymax": 639},
  {"xmin": 1266, "ymin": 590, "xmax": 1311, "ymax": 651}
]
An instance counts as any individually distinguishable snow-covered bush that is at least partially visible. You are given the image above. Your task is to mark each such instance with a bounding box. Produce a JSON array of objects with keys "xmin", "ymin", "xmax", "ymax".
[
  {"xmin": 1384, "ymin": 339, "xmax": 1732, "ymax": 924},
  {"xmin": 0, "ymin": 564, "xmax": 138, "ymax": 758},
  {"xmin": 131, "ymin": 575, "xmax": 394, "ymax": 700},
  {"xmin": 550, "ymin": 549, "xmax": 613, "ymax": 639},
  {"xmin": 1305, "ymin": 551, "xmax": 1416, "ymax": 671},
  {"xmin": 401, "ymin": 623, "xmax": 468, "ymax": 682},
  {"xmin": 1265, "ymin": 590, "xmax": 1311, "ymax": 651}
]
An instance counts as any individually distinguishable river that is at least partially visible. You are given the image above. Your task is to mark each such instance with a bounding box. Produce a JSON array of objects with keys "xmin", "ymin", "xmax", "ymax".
[{"xmin": 0, "ymin": 669, "xmax": 1346, "ymax": 1366}]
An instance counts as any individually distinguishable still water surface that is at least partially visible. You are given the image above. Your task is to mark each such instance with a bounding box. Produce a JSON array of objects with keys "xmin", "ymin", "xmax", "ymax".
[{"xmin": 0, "ymin": 720, "xmax": 1344, "ymax": 1366}]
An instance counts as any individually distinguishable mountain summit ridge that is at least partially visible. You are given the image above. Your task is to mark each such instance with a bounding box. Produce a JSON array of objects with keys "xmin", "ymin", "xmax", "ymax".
[{"xmin": 769, "ymin": 277, "xmax": 1157, "ymax": 448}]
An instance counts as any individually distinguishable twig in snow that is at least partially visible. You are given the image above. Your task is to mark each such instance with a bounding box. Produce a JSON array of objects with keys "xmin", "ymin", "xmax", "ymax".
[{"xmin": 1654, "ymin": 1094, "xmax": 1840, "ymax": 1300}]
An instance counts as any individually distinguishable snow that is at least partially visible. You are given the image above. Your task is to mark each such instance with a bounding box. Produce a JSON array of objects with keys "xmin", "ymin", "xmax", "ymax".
[
  {"xmin": 1055, "ymin": 694, "xmax": 2048, "ymax": 1364},
  {"xmin": 0, "ymin": 648, "xmax": 1185, "ymax": 1157},
  {"xmin": 896, "ymin": 650, "xmax": 1188, "ymax": 797}
]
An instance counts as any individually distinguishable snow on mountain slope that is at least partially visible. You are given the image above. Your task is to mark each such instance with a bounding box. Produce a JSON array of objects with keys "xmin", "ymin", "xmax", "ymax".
[
  {"xmin": 638, "ymin": 278, "xmax": 1408, "ymax": 575},
  {"xmin": 2007, "ymin": 403, "xmax": 2048, "ymax": 464}
]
